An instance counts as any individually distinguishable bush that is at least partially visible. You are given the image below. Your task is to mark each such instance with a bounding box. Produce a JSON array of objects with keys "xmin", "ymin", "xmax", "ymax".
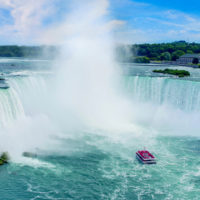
[
  {"xmin": 134, "ymin": 56, "xmax": 150, "ymax": 63},
  {"xmin": 0, "ymin": 152, "xmax": 9, "ymax": 164},
  {"xmin": 153, "ymin": 68, "xmax": 190, "ymax": 77}
]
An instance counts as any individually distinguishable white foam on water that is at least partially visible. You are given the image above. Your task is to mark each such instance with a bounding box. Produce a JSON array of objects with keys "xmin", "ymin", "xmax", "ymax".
[{"xmin": 14, "ymin": 157, "xmax": 56, "ymax": 169}]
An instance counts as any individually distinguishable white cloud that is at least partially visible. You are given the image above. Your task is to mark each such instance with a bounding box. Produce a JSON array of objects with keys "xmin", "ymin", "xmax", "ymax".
[
  {"xmin": 113, "ymin": 0, "xmax": 149, "ymax": 8},
  {"xmin": 0, "ymin": 0, "xmax": 54, "ymax": 44},
  {"xmin": 157, "ymin": 10, "xmax": 200, "ymax": 33},
  {"xmin": 115, "ymin": 6, "xmax": 200, "ymax": 43},
  {"xmin": 106, "ymin": 20, "xmax": 126, "ymax": 31},
  {"xmin": 0, "ymin": 0, "xmax": 124, "ymax": 44},
  {"xmin": 39, "ymin": 0, "xmax": 127, "ymax": 45},
  {"xmin": 1, "ymin": 0, "xmax": 200, "ymax": 44}
]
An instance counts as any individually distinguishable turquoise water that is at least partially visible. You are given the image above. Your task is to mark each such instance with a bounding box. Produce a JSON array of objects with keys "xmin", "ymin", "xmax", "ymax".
[
  {"xmin": 1, "ymin": 136, "xmax": 200, "ymax": 199},
  {"xmin": 0, "ymin": 60, "xmax": 200, "ymax": 199}
]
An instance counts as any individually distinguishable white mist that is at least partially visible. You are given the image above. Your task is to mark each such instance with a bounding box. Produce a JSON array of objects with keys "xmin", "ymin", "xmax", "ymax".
[
  {"xmin": 48, "ymin": 0, "xmax": 135, "ymax": 132},
  {"xmin": 0, "ymin": 0, "xmax": 136, "ymax": 160}
]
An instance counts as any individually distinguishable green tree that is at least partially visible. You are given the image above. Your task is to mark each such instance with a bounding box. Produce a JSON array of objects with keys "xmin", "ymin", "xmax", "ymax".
[
  {"xmin": 160, "ymin": 52, "xmax": 171, "ymax": 61},
  {"xmin": 171, "ymin": 50, "xmax": 185, "ymax": 61},
  {"xmin": 186, "ymin": 50, "xmax": 193, "ymax": 54}
]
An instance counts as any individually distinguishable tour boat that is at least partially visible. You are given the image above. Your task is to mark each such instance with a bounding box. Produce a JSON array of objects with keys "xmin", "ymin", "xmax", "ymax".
[{"xmin": 136, "ymin": 150, "xmax": 156, "ymax": 164}]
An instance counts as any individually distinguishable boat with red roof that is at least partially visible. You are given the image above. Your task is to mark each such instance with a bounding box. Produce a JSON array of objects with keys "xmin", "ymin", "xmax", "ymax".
[{"xmin": 136, "ymin": 150, "xmax": 156, "ymax": 164}]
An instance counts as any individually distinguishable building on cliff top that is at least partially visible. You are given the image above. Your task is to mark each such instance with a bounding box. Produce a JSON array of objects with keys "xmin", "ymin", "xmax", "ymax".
[{"xmin": 177, "ymin": 54, "xmax": 200, "ymax": 64}]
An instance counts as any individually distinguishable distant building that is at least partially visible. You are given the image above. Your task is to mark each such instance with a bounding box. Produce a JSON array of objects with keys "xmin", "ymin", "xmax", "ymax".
[{"xmin": 177, "ymin": 54, "xmax": 200, "ymax": 64}]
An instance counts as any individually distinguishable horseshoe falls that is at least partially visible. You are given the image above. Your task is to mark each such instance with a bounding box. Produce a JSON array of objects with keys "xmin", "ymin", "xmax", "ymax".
[
  {"xmin": 0, "ymin": 61, "xmax": 200, "ymax": 200},
  {"xmin": 124, "ymin": 74, "xmax": 200, "ymax": 136}
]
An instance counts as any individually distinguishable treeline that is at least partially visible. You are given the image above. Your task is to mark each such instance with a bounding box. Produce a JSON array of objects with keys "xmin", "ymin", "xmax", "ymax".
[
  {"xmin": 2, "ymin": 41, "xmax": 200, "ymax": 63},
  {"xmin": 116, "ymin": 41, "xmax": 200, "ymax": 63},
  {"xmin": 0, "ymin": 45, "xmax": 59, "ymax": 59}
]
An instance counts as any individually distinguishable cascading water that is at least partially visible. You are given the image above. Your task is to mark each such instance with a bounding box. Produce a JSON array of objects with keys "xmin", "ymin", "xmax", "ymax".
[
  {"xmin": 1, "ymin": 71, "xmax": 200, "ymax": 155},
  {"xmin": 0, "ymin": 75, "xmax": 49, "ymax": 127},
  {"xmin": 122, "ymin": 75, "xmax": 200, "ymax": 136},
  {"xmin": 125, "ymin": 76, "xmax": 200, "ymax": 111},
  {"xmin": 0, "ymin": 87, "xmax": 24, "ymax": 127},
  {"xmin": 2, "ymin": 74, "xmax": 200, "ymax": 128}
]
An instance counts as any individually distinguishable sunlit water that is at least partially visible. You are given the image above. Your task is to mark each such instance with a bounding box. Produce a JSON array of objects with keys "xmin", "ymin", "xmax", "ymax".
[{"xmin": 0, "ymin": 59, "xmax": 200, "ymax": 200}]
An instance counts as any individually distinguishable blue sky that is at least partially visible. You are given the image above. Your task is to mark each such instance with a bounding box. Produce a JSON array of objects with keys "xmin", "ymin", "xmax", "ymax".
[
  {"xmin": 0, "ymin": 0, "xmax": 200, "ymax": 44},
  {"xmin": 109, "ymin": 0, "xmax": 200, "ymax": 43},
  {"xmin": 135, "ymin": 0, "xmax": 200, "ymax": 14}
]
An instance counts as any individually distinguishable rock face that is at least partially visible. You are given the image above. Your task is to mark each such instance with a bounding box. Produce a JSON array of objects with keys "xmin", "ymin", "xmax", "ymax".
[
  {"xmin": 0, "ymin": 76, "xmax": 9, "ymax": 89},
  {"xmin": 23, "ymin": 152, "xmax": 37, "ymax": 158},
  {"xmin": 0, "ymin": 84, "xmax": 9, "ymax": 89},
  {"xmin": 0, "ymin": 152, "xmax": 9, "ymax": 165}
]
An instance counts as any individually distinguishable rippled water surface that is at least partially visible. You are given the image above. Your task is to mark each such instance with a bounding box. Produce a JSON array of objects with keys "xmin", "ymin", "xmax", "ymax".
[{"xmin": 1, "ymin": 136, "xmax": 200, "ymax": 200}]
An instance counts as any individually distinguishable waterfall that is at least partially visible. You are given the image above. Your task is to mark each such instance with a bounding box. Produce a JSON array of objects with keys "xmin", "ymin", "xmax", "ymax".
[
  {"xmin": 0, "ymin": 87, "xmax": 24, "ymax": 127},
  {"xmin": 124, "ymin": 76, "xmax": 200, "ymax": 112},
  {"xmin": 0, "ymin": 73, "xmax": 200, "ymax": 157},
  {"xmin": 121, "ymin": 75, "xmax": 200, "ymax": 136},
  {"xmin": 1, "ymin": 74, "xmax": 200, "ymax": 129},
  {"xmin": 0, "ymin": 75, "xmax": 48, "ymax": 127}
]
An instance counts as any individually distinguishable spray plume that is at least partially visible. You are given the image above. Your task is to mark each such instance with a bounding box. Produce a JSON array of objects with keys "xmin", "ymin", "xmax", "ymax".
[{"xmin": 0, "ymin": 0, "xmax": 136, "ymax": 160}]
